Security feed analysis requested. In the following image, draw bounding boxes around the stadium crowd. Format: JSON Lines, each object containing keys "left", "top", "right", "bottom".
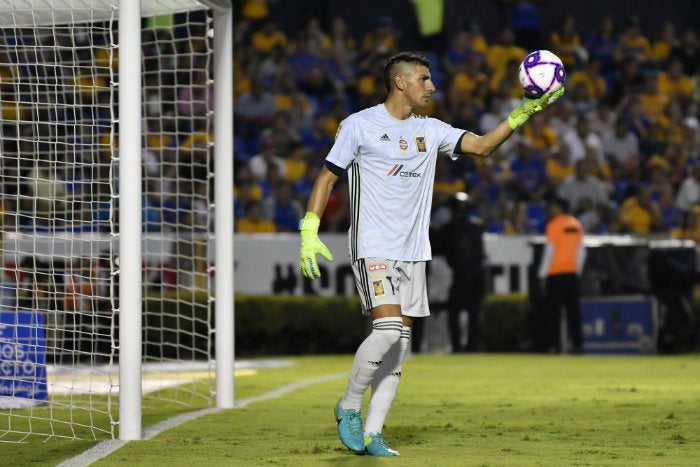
{"left": 1, "top": 3, "right": 700, "bottom": 242}
{"left": 232, "top": 4, "right": 700, "bottom": 241}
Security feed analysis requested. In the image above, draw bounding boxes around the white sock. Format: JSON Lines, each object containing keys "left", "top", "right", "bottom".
{"left": 341, "top": 317, "right": 403, "bottom": 410}
{"left": 364, "top": 325, "right": 410, "bottom": 435}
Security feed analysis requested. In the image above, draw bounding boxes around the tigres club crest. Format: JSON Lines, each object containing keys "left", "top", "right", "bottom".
{"left": 415, "top": 135, "right": 426, "bottom": 153}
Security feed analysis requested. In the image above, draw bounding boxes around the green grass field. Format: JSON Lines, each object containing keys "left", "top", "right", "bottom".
{"left": 3, "top": 353, "right": 700, "bottom": 466}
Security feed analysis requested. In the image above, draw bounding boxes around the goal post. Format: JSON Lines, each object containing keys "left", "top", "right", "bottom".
{"left": 0, "top": 0, "right": 233, "bottom": 442}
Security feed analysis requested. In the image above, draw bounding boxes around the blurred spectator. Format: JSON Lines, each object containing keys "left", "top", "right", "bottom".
{"left": 550, "top": 14, "right": 586, "bottom": 70}
{"left": 646, "top": 163, "right": 673, "bottom": 203}
{"left": 504, "top": 201, "right": 537, "bottom": 234}
{"left": 300, "top": 113, "right": 334, "bottom": 156}
{"left": 287, "top": 90, "right": 316, "bottom": 134}
{"left": 250, "top": 20, "right": 287, "bottom": 56}
{"left": 260, "top": 111, "right": 300, "bottom": 158}
{"left": 615, "top": 184, "right": 662, "bottom": 234}
{"left": 567, "top": 56, "right": 608, "bottom": 103}
{"left": 669, "top": 29, "right": 700, "bottom": 76}
{"left": 284, "top": 142, "right": 310, "bottom": 184}
{"left": 298, "top": 64, "right": 336, "bottom": 107}
{"left": 177, "top": 67, "right": 211, "bottom": 133}
{"left": 568, "top": 80, "right": 598, "bottom": 114}
{"left": 487, "top": 28, "right": 526, "bottom": 78}
{"left": 618, "top": 16, "right": 652, "bottom": 64}
{"left": 248, "top": 136, "right": 287, "bottom": 182}
{"left": 682, "top": 116, "right": 700, "bottom": 166}
{"left": 602, "top": 116, "right": 640, "bottom": 177}
{"left": 639, "top": 76, "right": 670, "bottom": 124}
{"left": 236, "top": 199, "right": 276, "bottom": 233}
{"left": 448, "top": 55, "right": 488, "bottom": 110}
{"left": 546, "top": 143, "right": 575, "bottom": 190}
{"left": 562, "top": 114, "right": 604, "bottom": 164}
{"left": 620, "top": 95, "right": 652, "bottom": 148}
{"left": 303, "top": 17, "right": 332, "bottom": 56}
{"left": 490, "top": 57, "right": 524, "bottom": 100}
{"left": 678, "top": 201, "right": 700, "bottom": 243}
{"left": 267, "top": 181, "right": 304, "bottom": 232}
{"left": 235, "top": 79, "right": 277, "bottom": 141}
{"left": 356, "top": 54, "right": 388, "bottom": 109}
{"left": 234, "top": 178, "right": 261, "bottom": 220}
{"left": 241, "top": 0, "right": 273, "bottom": 24}
{"left": 292, "top": 163, "right": 320, "bottom": 205}
{"left": 259, "top": 46, "right": 290, "bottom": 89}
{"left": 675, "top": 163, "right": 700, "bottom": 212}
{"left": 521, "top": 113, "right": 559, "bottom": 156}
{"left": 587, "top": 99, "right": 618, "bottom": 136}
{"left": 585, "top": 15, "right": 620, "bottom": 86}
{"left": 575, "top": 196, "right": 604, "bottom": 233}
{"left": 652, "top": 22, "right": 681, "bottom": 65}
{"left": 443, "top": 28, "right": 485, "bottom": 76}
{"left": 323, "top": 97, "right": 351, "bottom": 138}
{"left": 557, "top": 158, "right": 609, "bottom": 214}
{"left": 361, "top": 15, "right": 399, "bottom": 56}
{"left": 608, "top": 57, "right": 646, "bottom": 107}
{"left": 479, "top": 94, "right": 508, "bottom": 133}
{"left": 288, "top": 36, "right": 322, "bottom": 83}
{"left": 330, "top": 17, "right": 357, "bottom": 54}
{"left": 320, "top": 179, "right": 349, "bottom": 232}
{"left": 434, "top": 155, "right": 466, "bottom": 207}
{"left": 508, "top": 137, "right": 547, "bottom": 202}
{"left": 320, "top": 41, "right": 358, "bottom": 99}
{"left": 583, "top": 145, "right": 613, "bottom": 192}
{"left": 656, "top": 57, "right": 694, "bottom": 105}
{"left": 451, "top": 100, "right": 482, "bottom": 137}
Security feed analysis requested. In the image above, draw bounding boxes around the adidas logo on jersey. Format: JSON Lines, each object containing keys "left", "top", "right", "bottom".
{"left": 380, "top": 134, "right": 390, "bottom": 141}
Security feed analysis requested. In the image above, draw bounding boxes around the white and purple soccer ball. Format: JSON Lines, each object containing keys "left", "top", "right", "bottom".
{"left": 518, "top": 50, "right": 565, "bottom": 98}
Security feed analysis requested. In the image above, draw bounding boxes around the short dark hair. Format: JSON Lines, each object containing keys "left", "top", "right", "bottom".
{"left": 383, "top": 51, "right": 431, "bottom": 92}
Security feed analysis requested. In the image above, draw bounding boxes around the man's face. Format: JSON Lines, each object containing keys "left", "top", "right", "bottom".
{"left": 401, "top": 64, "right": 435, "bottom": 109}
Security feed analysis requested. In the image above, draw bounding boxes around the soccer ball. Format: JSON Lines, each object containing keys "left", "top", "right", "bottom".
{"left": 518, "top": 50, "right": 565, "bottom": 99}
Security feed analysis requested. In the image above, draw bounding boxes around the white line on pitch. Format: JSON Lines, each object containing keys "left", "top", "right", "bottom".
{"left": 56, "top": 371, "right": 347, "bottom": 467}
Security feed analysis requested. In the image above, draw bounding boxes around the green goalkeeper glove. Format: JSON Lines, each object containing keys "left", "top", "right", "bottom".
{"left": 299, "top": 212, "right": 334, "bottom": 280}
{"left": 507, "top": 87, "right": 565, "bottom": 130}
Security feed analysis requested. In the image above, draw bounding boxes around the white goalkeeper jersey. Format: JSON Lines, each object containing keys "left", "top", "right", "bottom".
{"left": 326, "top": 103, "right": 466, "bottom": 262}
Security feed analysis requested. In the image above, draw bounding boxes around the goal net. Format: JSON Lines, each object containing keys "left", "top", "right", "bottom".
{"left": 0, "top": 0, "right": 232, "bottom": 442}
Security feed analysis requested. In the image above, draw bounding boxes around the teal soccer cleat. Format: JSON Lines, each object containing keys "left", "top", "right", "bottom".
{"left": 364, "top": 432, "right": 400, "bottom": 456}
{"left": 334, "top": 399, "right": 364, "bottom": 453}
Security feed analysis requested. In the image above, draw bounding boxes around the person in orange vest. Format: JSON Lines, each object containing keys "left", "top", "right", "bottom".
{"left": 537, "top": 197, "right": 586, "bottom": 353}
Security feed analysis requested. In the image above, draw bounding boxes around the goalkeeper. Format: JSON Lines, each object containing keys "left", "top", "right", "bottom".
{"left": 299, "top": 51, "right": 563, "bottom": 457}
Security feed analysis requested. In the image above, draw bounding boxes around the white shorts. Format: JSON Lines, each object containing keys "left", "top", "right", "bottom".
{"left": 351, "top": 257, "right": 430, "bottom": 317}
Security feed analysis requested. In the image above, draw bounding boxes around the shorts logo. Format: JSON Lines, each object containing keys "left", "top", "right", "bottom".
{"left": 372, "top": 279, "right": 386, "bottom": 297}
{"left": 368, "top": 263, "right": 387, "bottom": 272}
{"left": 415, "top": 135, "right": 426, "bottom": 153}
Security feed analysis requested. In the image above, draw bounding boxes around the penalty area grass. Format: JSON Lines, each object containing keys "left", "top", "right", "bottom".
{"left": 90, "top": 353, "right": 700, "bottom": 467}
{"left": 2, "top": 354, "right": 698, "bottom": 466}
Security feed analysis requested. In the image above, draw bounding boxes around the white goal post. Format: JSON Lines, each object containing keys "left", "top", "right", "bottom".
{"left": 0, "top": 0, "right": 233, "bottom": 442}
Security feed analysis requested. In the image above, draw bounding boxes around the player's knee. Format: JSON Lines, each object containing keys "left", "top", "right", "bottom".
{"left": 370, "top": 317, "right": 403, "bottom": 353}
